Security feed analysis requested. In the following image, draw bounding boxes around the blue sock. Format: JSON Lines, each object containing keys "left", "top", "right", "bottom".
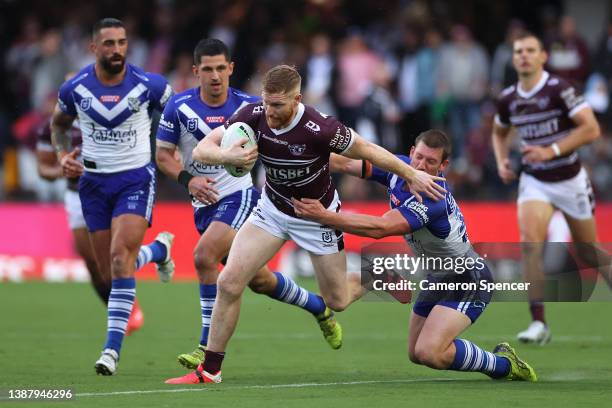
{"left": 269, "top": 272, "right": 326, "bottom": 316}
{"left": 450, "top": 339, "right": 510, "bottom": 378}
{"left": 199, "top": 284, "right": 216, "bottom": 347}
{"left": 104, "top": 278, "right": 136, "bottom": 355}
{"left": 134, "top": 240, "right": 167, "bottom": 270}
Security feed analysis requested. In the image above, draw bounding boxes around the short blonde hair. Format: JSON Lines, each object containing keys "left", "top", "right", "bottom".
{"left": 262, "top": 65, "right": 301, "bottom": 95}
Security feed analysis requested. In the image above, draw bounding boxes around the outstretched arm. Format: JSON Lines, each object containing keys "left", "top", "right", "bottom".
{"left": 342, "top": 134, "right": 446, "bottom": 201}
{"left": 292, "top": 197, "right": 411, "bottom": 239}
{"left": 329, "top": 153, "right": 366, "bottom": 177}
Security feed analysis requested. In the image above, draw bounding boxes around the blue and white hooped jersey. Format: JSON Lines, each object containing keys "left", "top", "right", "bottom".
{"left": 370, "top": 155, "right": 472, "bottom": 263}
{"left": 57, "top": 63, "right": 173, "bottom": 173}
{"left": 156, "top": 87, "right": 259, "bottom": 208}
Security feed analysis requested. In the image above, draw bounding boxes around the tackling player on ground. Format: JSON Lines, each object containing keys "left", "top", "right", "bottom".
{"left": 294, "top": 129, "right": 537, "bottom": 382}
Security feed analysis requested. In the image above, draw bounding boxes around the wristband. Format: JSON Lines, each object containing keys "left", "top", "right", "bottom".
{"left": 178, "top": 170, "right": 194, "bottom": 188}
{"left": 361, "top": 160, "right": 372, "bottom": 179}
{"left": 551, "top": 142, "right": 561, "bottom": 157}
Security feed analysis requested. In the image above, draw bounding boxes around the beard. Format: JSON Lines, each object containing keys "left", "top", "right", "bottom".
{"left": 100, "top": 54, "right": 126, "bottom": 75}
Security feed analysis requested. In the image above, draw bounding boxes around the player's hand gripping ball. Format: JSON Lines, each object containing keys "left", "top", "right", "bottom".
{"left": 221, "top": 122, "right": 257, "bottom": 177}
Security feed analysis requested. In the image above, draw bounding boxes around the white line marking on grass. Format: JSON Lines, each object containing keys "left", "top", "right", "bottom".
{"left": 75, "top": 378, "right": 459, "bottom": 398}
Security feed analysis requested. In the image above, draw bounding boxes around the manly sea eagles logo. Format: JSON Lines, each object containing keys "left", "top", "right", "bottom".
{"left": 79, "top": 97, "right": 92, "bottom": 111}
{"left": 187, "top": 118, "right": 198, "bottom": 133}
{"left": 288, "top": 144, "right": 306, "bottom": 156}
{"left": 128, "top": 97, "right": 141, "bottom": 113}
{"left": 536, "top": 97, "right": 550, "bottom": 109}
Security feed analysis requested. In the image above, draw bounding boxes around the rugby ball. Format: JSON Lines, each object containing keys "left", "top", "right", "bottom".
{"left": 220, "top": 122, "right": 257, "bottom": 177}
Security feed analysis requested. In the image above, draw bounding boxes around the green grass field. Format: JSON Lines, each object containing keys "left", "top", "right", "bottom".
{"left": 1, "top": 281, "right": 611, "bottom": 407}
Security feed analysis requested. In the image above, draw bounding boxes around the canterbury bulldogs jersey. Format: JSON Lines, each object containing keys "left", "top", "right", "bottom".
{"left": 57, "top": 63, "right": 172, "bottom": 173}
{"left": 156, "top": 87, "right": 260, "bottom": 207}
{"left": 495, "top": 71, "right": 590, "bottom": 181}
{"left": 226, "top": 102, "right": 355, "bottom": 217}
{"left": 370, "top": 155, "right": 472, "bottom": 265}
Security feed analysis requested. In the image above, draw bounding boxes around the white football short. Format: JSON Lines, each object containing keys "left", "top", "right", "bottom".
{"left": 518, "top": 167, "right": 595, "bottom": 220}
{"left": 64, "top": 189, "right": 87, "bottom": 230}
{"left": 247, "top": 191, "right": 345, "bottom": 255}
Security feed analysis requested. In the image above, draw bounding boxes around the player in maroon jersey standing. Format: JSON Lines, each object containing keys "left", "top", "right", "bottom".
{"left": 492, "top": 33, "right": 609, "bottom": 345}
{"left": 165, "top": 64, "right": 447, "bottom": 384}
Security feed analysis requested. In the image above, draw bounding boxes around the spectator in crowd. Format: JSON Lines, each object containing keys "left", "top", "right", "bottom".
{"left": 303, "top": 32, "right": 336, "bottom": 118}
{"left": 437, "top": 24, "right": 489, "bottom": 164}
{"left": 490, "top": 19, "right": 526, "bottom": 96}
{"left": 546, "top": 15, "right": 591, "bottom": 88}
{"left": 167, "top": 51, "right": 199, "bottom": 94}
{"left": 334, "top": 30, "right": 384, "bottom": 129}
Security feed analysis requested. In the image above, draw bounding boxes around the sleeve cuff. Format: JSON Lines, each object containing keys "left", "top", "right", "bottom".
{"left": 494, "top": 114, "right": 510, "bottom": 128}
{"left": 568, "top": 101, "right": 590, "bottom": 118}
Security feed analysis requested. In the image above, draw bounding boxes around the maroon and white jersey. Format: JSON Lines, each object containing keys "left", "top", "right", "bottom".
{"left": 36, "top": 120, "right": 82, "bottom": 191}
{"left": 226, "top": 102, "right": 355, "bottom": 217}
{"left": 495, "top": 71, "right": 590, "bottom": 181}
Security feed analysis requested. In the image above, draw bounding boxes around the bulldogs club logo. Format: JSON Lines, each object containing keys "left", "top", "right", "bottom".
{"left": 128, "top": 97, "right": 141, "bottom": 113}
{"left": 187, "top": 118, "right": 199, "bottom": 133}
{"left": 288, "top": 144, "right": 306, "bottom": 156}
{"left": 79, "top": 97, "right": 92, "bottom": 111}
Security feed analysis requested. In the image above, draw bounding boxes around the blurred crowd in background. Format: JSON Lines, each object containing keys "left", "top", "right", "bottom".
{"left": 0, "top": 0, "right": 610, "bottom": 203}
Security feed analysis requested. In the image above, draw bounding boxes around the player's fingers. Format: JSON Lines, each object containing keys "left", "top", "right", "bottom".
{"left": 412, "top": 190, "right": 423, "bottom": 203}
{"left": 291, "top": 197, "right": 306, "bottom": 209}
{"left": 432, "top": 181, "right": 447, "bottom": 194}
{"left": 426, "top": 186, "right": 444, "bottom": 201}
{"left": 231, "top": 137, "right": 249, "bottom": 148}
{"left": 432, "top": 175, "right": 446, "bottom": 182}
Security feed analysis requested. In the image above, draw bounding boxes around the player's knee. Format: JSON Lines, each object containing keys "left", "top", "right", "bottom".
{"left": 413, "top": 343, "right": 445, "bottom": 369}
{"left": 110, "top": 250, "right": 131, "bottom": 278}
{"left": 408, "top": 346, "right": 420, "bottom": 364}
{"left": 217, "top": 271, "right": 244, "bottom": 301}
{"left": 193, "top": 246, "right": 220, "bottom": 276}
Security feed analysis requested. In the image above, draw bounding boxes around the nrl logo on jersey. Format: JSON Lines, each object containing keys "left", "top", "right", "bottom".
{"left": 304, "top": 120, "right": 320, "bottom": 133}
{"left": 288, "top": 144, "right": 306, "bottom": 156}
{"left": 128, "top": 97, "right": 141, "bottom": 113}
{"left": 80, "top": 97, "right": 92, "bottom": 111}
{"left": 321, "top": 231, "right": 333, "bottom": 243}
{"left": 187, "top": 118, "right": 198, "bottom": 132}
